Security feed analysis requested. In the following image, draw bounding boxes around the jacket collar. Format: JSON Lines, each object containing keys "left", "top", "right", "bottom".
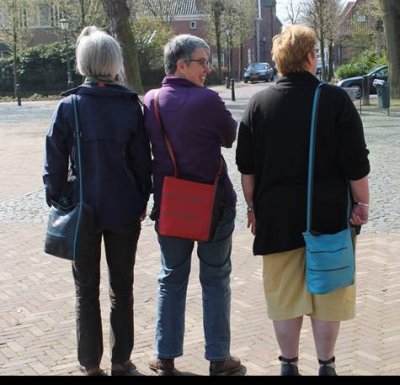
{"left": 161, "top": 76, "right": 198, "bottom": 88}
{"left": 61, "top": 78, "right": 138, "bottom": 99}
{"left": 277, "top": 71, "right": 320, "bottom": 88}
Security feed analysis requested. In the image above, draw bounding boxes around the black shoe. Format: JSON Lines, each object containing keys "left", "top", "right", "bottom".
{"left": 209, "top": 356, "right": 246, "bottom": 376}
{"left": 279, "top": 356, "right": 300, "bottom": 376}
{"left": 318, "top": 357, "right": 337, "bottom": 376}
{"left": 111, "top": 361, "right": 138, "bottom": 376}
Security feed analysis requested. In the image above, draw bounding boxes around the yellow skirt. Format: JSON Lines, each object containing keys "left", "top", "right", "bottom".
{"left": 263, "top": 247, "right": 356, "bottom": 321}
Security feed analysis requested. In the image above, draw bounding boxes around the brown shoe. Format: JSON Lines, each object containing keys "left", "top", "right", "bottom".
{"left": 80, "top": 366, "right": 108, "bottom": 376}
{"left": 209, "top": 356, "right": 246, "bottom": 376}
{"left": 111, "top": 360, "right": 138, "bottom": 376}
{"left": 148, "top": 357, "right": 179, "bottom": 376}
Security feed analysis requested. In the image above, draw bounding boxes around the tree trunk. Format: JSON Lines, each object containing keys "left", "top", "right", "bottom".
{"left": 381, "top": 0, "right": 400, "bottom": 98}
{"left": 327, "top": 40, "right": 333, "bottom": 82}
{"left": 101, "top": 0, "right": 143, "bottom": 93}
{"left": 214, "top": 15, "right": 223, "bottom": 83}
{"left": 12, "top": 19, "right": 18, "bottom": 99}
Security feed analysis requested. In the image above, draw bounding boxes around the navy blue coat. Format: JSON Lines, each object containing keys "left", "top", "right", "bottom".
{"left": 43, "top": 80, "right": 152, "bottom": 230}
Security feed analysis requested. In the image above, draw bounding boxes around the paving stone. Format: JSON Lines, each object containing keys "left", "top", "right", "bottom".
{"left": 0, "top": 88, "right": 399, "bottom": 376}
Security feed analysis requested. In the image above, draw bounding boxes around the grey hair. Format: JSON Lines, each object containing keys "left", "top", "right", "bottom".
{"left": 164, "top": 34, "right": 210, "bottom": 75}
{"left": 76, "top": 26, "right": 125, "bottom": 82}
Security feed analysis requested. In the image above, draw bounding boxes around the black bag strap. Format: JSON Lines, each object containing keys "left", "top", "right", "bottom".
{"left": 153, "top": 89, "right": 222, "bottom": 183}
{"left": 71, "top": 94, "right": 83, "bottom": 203}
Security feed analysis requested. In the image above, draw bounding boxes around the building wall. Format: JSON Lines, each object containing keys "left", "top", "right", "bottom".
{"left": 336, "top": 0, "right": 382, "bottom": 65}
{"left": 169, "top": 2, "right": 282, "bottom": 80}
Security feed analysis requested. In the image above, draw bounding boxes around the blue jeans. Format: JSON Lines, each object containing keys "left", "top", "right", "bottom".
{"left": 154, "top": 206, "right": 235, "bottom": 361}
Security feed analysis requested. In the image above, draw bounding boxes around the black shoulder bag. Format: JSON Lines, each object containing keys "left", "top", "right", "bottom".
{"left": 44, "top": 95, "right": 95, "bottom": 261}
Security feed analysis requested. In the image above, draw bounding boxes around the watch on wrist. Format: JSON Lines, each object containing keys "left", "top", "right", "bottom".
{"left": 247, "top": 205, "right": 253, "bottom": 213}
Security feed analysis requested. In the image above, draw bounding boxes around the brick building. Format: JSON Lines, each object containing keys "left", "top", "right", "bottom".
{"left": 335, "top": 0, "right": 384, "bottom": 65}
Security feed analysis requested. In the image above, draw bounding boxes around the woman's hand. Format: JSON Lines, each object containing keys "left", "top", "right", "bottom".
{"left": 247, "top": 211, "right": 256, "bottom": 235}
{"left": 350, "top": 204, "right": 369, "bottom": 226}
{"left": 140, "top": 209, "right": 147, "bottom": 222}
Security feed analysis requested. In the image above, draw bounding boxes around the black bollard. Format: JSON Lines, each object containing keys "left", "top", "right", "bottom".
{"left": 362, "top": 75, "right": 370, "bottom": 106}
{"left": 230, "top": 78, "right": 236, "bottom": 101}
{"left": 16, "top": 83, "right": 21, "bottom": 106}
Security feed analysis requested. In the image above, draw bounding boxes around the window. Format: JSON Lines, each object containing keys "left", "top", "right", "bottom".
{"left": 212, "top": 54, "right": 224, "bottom": 68}
{"left": 189, "top": 21, "right": 197, "bottom": 30}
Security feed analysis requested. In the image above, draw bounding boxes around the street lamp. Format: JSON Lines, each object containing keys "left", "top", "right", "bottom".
{"left": 59, "top": 17, "right": 73, "bottom": 89}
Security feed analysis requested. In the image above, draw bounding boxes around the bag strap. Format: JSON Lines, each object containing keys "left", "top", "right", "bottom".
{"left": 153, "top": 89, "right": 222, "bottom": 182}
{"left": 71, "top": 94, "right": 83, "bottom": 203}
{"left": 305, "top": 83, "right": 351, "bottom": 232}
{"left": 153, "top": 89, "right": 178, "bottom": 177}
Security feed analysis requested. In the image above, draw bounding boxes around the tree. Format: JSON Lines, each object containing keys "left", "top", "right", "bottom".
{"left": 323, "top": 0, "right": 342, "bottom": 81}
{"left": 0, "top": 0, "right": 31, "bottom": 98}
{"left": 136, "top": 0, "right": 177, "bottom": 28}
{"left": 300, "top": 0, "right": 343, "bottom": 81}
{"left": 282, "top": 0, "right": 302, "bottom": 24}
{"left": 101, "top": 0, "right": 143, "bottom": 92}
{"left": 54, "top": 0, "right": 106, "bottom": 33}
{"left": 132, "top": 16, "right": 173, "bottom": 71}
{"left": 220, "top": 0, "right": 255, "bottom": 80}
{"left": 205, "top": 0, "right": 225, "bottom": 83}
{"left": 380, "top": 0, "right": 400, "bottom": 98}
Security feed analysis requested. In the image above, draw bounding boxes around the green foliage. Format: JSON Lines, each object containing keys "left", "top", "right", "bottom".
{"left": 132, "top": 16, "right": 174, "bottom": 71}
{"left": 335, "top": 49, "right": 386, "bottom": 79}
{"left": 0, "top": 42, "right": 81, "bottom": 95}
{"left": 0, "top": 57, "right": 14, "bottom": 93}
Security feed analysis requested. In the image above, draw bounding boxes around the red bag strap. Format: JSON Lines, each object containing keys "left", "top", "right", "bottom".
{"left": 153, "top": 89, "right": 222, "bottom": 183}
{"left": 154, "top": 89, "right": 178, "bottom": 177}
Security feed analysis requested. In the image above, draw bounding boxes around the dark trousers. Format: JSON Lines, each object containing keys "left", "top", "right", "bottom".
{"left": 72, "top": 220, "right": 141, "bottom": 369}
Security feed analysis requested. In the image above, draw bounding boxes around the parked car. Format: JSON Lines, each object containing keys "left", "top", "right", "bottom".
{"left": 244, "top": 62, "right": 274, "bottom": 83}
{"left": 337, "top": 64, "right": 388, "bottom": 99}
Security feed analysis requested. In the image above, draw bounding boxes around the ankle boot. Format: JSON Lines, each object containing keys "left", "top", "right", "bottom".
{"left": 278, "top": 356, "right": 300, "bottom": 376}
{"left": 318, "top": 357, "right": 337, "bottom": 376}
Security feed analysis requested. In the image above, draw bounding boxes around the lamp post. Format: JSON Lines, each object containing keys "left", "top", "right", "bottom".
{"left": 262, "top": 36, "right": 266, "bottom": 62}
{"left": 59, "top": 17, "right": 73, "bottom": 89}
{"left": 255, "top": 0, "right": 262, "bottom": 62}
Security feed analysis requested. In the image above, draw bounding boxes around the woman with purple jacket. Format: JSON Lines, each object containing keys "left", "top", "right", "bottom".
{"left": 143, "top": 34, "right": 245, "bottom": 376}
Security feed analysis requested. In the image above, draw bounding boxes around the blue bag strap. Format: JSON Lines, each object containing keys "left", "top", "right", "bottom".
{"left": 305, "top": 83, "right": 351, "bottom": 232}
{"left": 71, "top": 94, "right": 83, "bottom": 203}
{"left": 305, "top": 84, "right": 323, "bottom": 232}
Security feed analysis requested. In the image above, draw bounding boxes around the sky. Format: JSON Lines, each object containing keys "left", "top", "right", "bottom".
{"left": 275, "top": 0, "right": 301, "bottom": 23}
{"left": 276, "top": 0, "right": 349, "bottom": 24}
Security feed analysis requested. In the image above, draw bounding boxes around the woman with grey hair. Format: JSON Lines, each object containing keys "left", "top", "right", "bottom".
{"left": 43, "top": 26, "right": 152, "bottom": 376}
{"left": 143, "top": 34, "right": 245, "bottom": 376}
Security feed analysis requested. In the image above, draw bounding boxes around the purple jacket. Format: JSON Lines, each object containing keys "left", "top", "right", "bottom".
{"left": 143, "top": 76, "right": 237, "bottom": 219}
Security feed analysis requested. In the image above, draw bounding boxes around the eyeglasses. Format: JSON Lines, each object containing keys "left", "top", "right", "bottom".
{"left": 188, "top": 58, "right": 210, "bottom": 68}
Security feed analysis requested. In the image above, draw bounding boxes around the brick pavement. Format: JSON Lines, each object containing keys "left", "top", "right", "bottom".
{"left": 0, "top": 89, "right": 399, "bottom": 376}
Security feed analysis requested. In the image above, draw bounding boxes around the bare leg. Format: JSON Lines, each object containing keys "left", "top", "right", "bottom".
{"left": 273, "top": 317, "right": 303, "bottom": 362}
{"left": 311, "top": 318, "right": 340, "bottom": 367}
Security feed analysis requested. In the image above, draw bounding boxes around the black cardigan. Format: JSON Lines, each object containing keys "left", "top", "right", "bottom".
{"left": 236, "top": 72, "right": 370, "bottom": 255}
